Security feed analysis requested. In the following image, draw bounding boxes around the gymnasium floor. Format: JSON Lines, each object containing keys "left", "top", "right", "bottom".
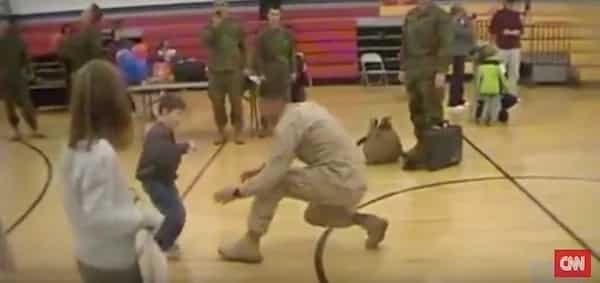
{"left": 1, "top": 84, "right": 600, "bottom": 282}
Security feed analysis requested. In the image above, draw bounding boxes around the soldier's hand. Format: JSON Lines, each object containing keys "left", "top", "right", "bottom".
{"left": 434, "top": 73, "right": 446, "bottom": 88}
{"left": 290, "top": 73, "right": 298, "bottom": 82}
{"left": 214, "top": 185, "right": 240, "bottom": 205}
{"left": 397, "top": 71, "right": 406, "bottom": 82}
{"left": 240, "top": 168, "right": 262, "bottom": 183}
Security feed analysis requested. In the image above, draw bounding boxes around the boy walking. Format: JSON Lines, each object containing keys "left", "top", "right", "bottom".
{"left": 136, "top": 94, "right": 195, "bottom": 260}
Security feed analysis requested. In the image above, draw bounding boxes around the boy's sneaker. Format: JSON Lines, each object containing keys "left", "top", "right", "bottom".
{"left": 448, "top": 101, "right": 469, "bottom": 112}
{"left": 166, "top": 243, "right": 182, "bottom": 261}
{"left": 498, "top": 109, "right": 509, "bottom": 123}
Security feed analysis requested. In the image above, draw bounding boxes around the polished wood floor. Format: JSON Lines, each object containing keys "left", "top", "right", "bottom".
{"left": 1, "top": 83, "right": 600, "bottom": 282}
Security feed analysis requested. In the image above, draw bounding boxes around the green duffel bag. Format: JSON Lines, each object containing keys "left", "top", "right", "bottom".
{"left": 357, "top": 117, "right": 404, "bottom": 165}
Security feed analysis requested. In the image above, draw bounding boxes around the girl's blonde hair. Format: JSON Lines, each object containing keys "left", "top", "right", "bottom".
{"left": 68, "top": 60, "right": 133, "bottom": 150}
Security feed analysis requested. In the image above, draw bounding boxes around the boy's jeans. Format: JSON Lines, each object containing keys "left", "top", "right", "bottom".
{"left": 480, "top": 95, "right": 502, "bottom": 123}
{"left": 142, "top": 181, "right": 186, "bottom": 251}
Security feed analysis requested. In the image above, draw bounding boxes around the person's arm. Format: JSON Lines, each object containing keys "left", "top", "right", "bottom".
{"left": 19, "top": 37, "right": 33, "bottom": 80}
{"left": 239, "top": 110, "right": 300, "bottom": 196}
{"left": 88, "top": 28, "right": 107, "bottom": 60}
{"left": 147, "top": 129, "right": 188, "bottom": 177}
{"left": 488, "top": 13, "right": 500, "bottom": 43}
{"left": 515, "top": 13, "right": 524, "bottom": 37}
{"left": 201, "top": 16, "right": 222, "bottom": 49}
{"left": 252, "top": 31, "right": 265, "bottom": 76}
{"left": 399, "top": 17, "right": 409, "bottom": 72}
{"left": 57, "top": 33, "right": 72, "bottom": 62}
{"left": 435, "top": 10, "right": 453, "bottom": 74}
{"left": 498, "top": 65, "right": 509, "bottom": 93}
{"left": 237, "top": 21, "right": 247, "bottom": 70}
{"left": 288, "top": 31, "right": 298, "bottom": 78}
{"left": 474, "top": 66, "right": 482, "bottom": 95}
{"left": 454, "top": 18, "right": 475, "bottom": 38}
{"left": 78, "top": 153, "right": 148, "bottom": 237}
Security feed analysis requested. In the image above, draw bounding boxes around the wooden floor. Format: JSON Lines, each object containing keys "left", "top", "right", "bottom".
{"left": 1, "top": 84, "right": 600, "bottom": 282}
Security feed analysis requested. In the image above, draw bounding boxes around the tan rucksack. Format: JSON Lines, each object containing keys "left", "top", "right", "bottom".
{"left": 357, "top": 117, "right": 404, "bottom": 165}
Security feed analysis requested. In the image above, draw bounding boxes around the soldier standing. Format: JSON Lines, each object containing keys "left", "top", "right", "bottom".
{"left": 0, "top": 17, "right": 45, "bottom": 141}
{"left": 59, "top": 4, "right": 106, "bottom": 74}
{"left": 398, "top": 0, "right": 452, "bottom": 170}
{"left": 202, "top": 0, "right": 247, "bottom": 145}
{"left": 252, "top": 8, "right": 297, "bottom": 137}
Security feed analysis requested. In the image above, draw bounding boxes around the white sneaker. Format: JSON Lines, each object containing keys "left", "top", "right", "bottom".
{"left": 218, "top": 235, "right": 263, "bottom": 263}
{"left": 447, "top": 105, "right": 466, "bottom": 113}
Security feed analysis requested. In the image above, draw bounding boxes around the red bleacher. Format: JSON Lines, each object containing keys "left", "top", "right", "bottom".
{"left": 20, "top": 4, "right": 378, "bottom": 80}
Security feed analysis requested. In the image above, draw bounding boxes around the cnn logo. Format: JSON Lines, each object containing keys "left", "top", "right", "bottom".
{"left": 554, "top": 249, "right": 592, "bottom": 278}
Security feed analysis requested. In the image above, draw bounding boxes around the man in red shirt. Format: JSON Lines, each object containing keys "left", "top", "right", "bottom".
{"left": 489, "top": 0, "right": 524, "bottom": 96}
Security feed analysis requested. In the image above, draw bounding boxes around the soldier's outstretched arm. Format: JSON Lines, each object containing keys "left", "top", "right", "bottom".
{"left": 239, "top": 110, "right": 300, "bottom": 197}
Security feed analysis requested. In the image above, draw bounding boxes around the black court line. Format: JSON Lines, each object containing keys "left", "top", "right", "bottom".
{"left": 314, "top": 175, "right": 600, "bottom": 283}
{"left": 4, "top": 141, "right": 53, "bottom": 235}
{"left": 182, "top": 143, "right": 227, "bottom": 200}
{"left": 463, "top": 135, "right": 600, "bottom": 263}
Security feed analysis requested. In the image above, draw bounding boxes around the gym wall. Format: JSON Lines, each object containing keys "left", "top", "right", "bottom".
{"left": 9, "top": 0, "right": 220, "bottom": 15}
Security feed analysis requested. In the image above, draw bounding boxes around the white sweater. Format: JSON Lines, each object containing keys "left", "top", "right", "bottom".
{"left": 62, "top": 139, "right": 160, "bottom": 270}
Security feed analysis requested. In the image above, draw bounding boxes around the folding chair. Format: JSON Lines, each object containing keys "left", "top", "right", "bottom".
{"left": 360, "top": 53, "right": 388, "bottom": 86}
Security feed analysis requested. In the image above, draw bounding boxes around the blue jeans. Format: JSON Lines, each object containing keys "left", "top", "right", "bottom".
{"left": 142, "top": 181, "right": 186, "bottom": 251}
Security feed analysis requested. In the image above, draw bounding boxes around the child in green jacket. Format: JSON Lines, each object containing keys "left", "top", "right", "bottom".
{"left": 475, "top": 45, "right": 508, "bottom": 125}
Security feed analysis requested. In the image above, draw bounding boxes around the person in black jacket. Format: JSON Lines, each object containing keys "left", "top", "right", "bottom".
{"left": 136, "top": 94, "right": 196, "bottom": 260}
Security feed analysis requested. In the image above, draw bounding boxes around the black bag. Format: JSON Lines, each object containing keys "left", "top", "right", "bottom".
{"left": 422, "top": 122, "right": 463, "bottom": 171}
{"left": 173, "top": 58, "right": 207, "bottom": 82}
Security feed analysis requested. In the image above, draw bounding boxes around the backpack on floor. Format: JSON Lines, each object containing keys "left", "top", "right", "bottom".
{"left": 357, "top": 117, "right": 404, "bottom": 165}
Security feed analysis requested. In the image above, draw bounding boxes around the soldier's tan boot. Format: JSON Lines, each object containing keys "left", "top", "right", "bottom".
{"left": 218, "top": 232, "right": 263, "bottom": 263}
{"left": 233, "top": 127, "right": 245, "bottom": 145}
{"left": 356, "top": 214, "right": 389, "bottom": 250}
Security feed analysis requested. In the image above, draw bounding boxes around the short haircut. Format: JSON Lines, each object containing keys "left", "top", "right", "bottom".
{"left": 158, "top": 93, "right": 186, "bottom": 114}
{"left": 68, "top": 60, "right": 133, "bottom": 150}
